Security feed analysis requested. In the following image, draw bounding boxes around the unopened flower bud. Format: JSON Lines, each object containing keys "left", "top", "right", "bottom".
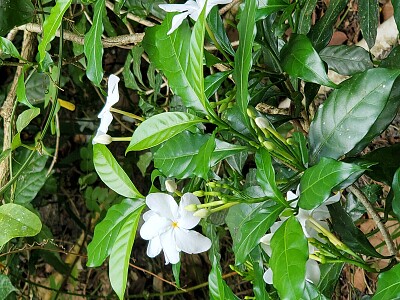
{"left": 206, "top": 182, "right": 218, "bottom": 188}
{"left": 93, "top": 132, "right": 112, "bottom": 145}
{"left": 165, "top": 179, "right": 177, "bottom": 193}
{"left": 286, "top": 137, "right": 295, "bottom": 145}
{"left": 193, "top": 190, "right": 205, "bottom": 197}
{"left": 263, "top": 141, "right": 275, "bottom": 151}
{"left": 193, "top": 208, "right": 210, "bottom": 218}
{"left": 185, "top": 204, "right": 198, "bottom": 212}
{"left": 246, "top": 107, "right": 256, "bottom": 118}
{"left": 254, "top": 117, "right": 270, "bottom": 129}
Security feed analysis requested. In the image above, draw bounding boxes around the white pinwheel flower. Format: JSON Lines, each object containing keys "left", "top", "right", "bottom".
{"left": 140, "top": 192, "right": 212, "bottom": 264}
{"left": 93, "top": 74, "right": 120, "bottom": 144}
{"left": 159, "top": 0, "right": 232, "bottom": 35}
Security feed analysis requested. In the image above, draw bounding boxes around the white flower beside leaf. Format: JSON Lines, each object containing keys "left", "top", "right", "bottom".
{"left": 140, "top": 193, "right": 212, "bottom": 264}
{"left": 159, "top": 0, "right": 232, "bottom": 35}
{"left": 93, "top": 74, "right": 120, "bottom": 144}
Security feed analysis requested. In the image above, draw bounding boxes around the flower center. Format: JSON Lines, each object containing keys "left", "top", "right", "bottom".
{"left": 171, "top": 221, "right": 179, "bottom": 228}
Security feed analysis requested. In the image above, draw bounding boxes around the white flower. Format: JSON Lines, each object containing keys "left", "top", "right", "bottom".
{"left": 92, "top": 131, "right": 112, "bottom": 145}
{"left": 93, "top": 74, "right": 120, "bottom": 144}
{"left": 159, "top": 0, "right": 233, "bottom": 35}
{"left": 140, "top": 192, "right": 212, "bottom": 264}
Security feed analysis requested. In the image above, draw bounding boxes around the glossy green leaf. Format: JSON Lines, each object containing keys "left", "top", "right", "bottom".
{"left": 393, "top": 0, "right": 400, "bottom": 33}
{"left": 309, "top": 68, "right": 400, "bottom": 165}
{"left": 192, "top": 132, "right": 216, "bottom": 179}
{"left": 304, "top": 281, "right": 329, "bottom": 300}
{"left": 233, "top": 202, "right": 284, "bottom": 264}
{"left": 299, "top": 158, "right": 365, "bottom": 210}
{"left": 87, "top": 199, "right": 144, "bottom": 267}
{"left": 297, "top": 0, "right": 318, "bottom": 34}
{"left": 380, "top": 45, "right": 400, "bottom": 69}
{"left": 0, "top": 37, "right": 23, "bottom": 60}
{"left": 38, "top": 0, "right": 72, "bottom": 66}
{"left": 328, "top": 202, "right": 386, "bottom": 258}
{"left": 270, "top": 216, "right": 308, "bottom": 299}
{"left": 256, "top": 0, "right": 288, "bottom": 20}
{"left": 317, "top": 263, "right": 343, "bottom": 298}
{"left": 109, "top": 204, "right": 145, "bottom": 300}
{"left": 391, "top": 167, "right": 400, "bottom": 221}
{"left": 256, "top": 148, "right": 286, "bottom": 205}
{"left": 16, "top": 108, "right": 40, "bottom": 132}
{"left": 84, "top": 0, "right": 105, "bottom": 85}
{"left": 233, "top": 0, "right": 257, "bottom": 130}
{"left": 11, "top": 133, "right": 21, "bottom": 151}
{"left": 373, "top": 263, "right": 400, "bottom": 300}
{"left": 0, "top": 203, "right": 42, "bottom": 248}
{"left": 319, "top": 45, "right": 373, "bottom": 75}
{"left": 16, "top": 72, "right": 33, "bottom": 108}
{"left": 205, "top": 71, "right": 231, "bottom": 99}
{"left": 123, "top": 48, "right": 142, "bottom": 91}
{"left": 307, "top": 0, "right": 348, "bottom": 51}
{"left": 0, "top": 0, "right": 34, "bottom": 36}
{"left": 0, "top": 274, "right": 18, "bottom": 299}
{"left": 142, "top": 14, "right": 206, "bottom": 114}
{"left": 358, "top": 0, "right": 378, "bottom": 49}
{"left": 93, "top": 144, "right": 143, "bottom": 198}
{"left": 280, "top": 34, "right": 335, "bottom": 87}
{"left": 126, "top": 112, "right": 204, "bottom": 152}
{"left": 207, "top": 7, "right": 235, "bottom": 56}
{"left": 154, "top": 131, "right": 247, "bottom": 179}
{"left": 249, "top": 247, "right": 271, "bottom": 299}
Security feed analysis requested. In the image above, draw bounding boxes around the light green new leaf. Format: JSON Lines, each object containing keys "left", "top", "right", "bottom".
{"left": 281, "top": 34, "right": 336, "bottom": 87}
{"left": 233, "top": 0, "right": 257, "bottom": 130}
{"left": 109, "top": 205, "right": 145, "bottom": 300}
{"left": 255, "top": 148, "right": 287, "bottom": 206}
{"left": 373, "top": 263, "right": 400, "bottom": 299}
{"left": 358, "top": 0, "right": 378, "bottom": 49}
{"left": 0, "top": 274, "right": 18, "bottom": 299}
{"left": 392, "top": 167, "right": 400, "bottom": 221}
{"left": 38, "top": 0, "right": 72, "bottom": 66}
{"left": 16, "top": 108, "right": 40, "bottom": 132}
{"left": 0, "top": 37, "right": 23, "bottom": 60}
{"left": 84, "top": 0, "right": 105, "bottom": 85}
{"left": 87, "top": 199, "right": 144, "bottom": 267}
{"left": 309, "top": 68, "right": 400, "bottom": 165}
{"left": 0, "top": 203, "right": 42, "bottom": 248}
{"left": 233, "top": 202, "right": 284, "bottom": 264}
{"left": 270, "top": 216, "right": 308, "bottom": 300}
{"left": 126, "top": 112, "right": 204, "bottom": 152}
{"left": 93, "top": 144, "right": 143, "bottom": 198}
{"left": 299, "top": 158, "right": 366, "bottom": 210}
{"left": 142, "top": 14, "right": 206, "bottom": 114}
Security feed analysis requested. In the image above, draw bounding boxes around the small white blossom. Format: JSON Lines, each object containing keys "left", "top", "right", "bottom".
{"left": 93, "top": 74, "right": 120, "bottom": 144}
{"left": 140, "top": 193, "right": 211, "bottom": 264}
{"left": 159, "top": 0, "right": 233, "bottom": 35}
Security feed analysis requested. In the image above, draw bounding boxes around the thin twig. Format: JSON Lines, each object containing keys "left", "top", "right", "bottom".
{"left": 219, "top": 0, "right": 241, "bottom": 15}
{"left": 347, "top": 184, "right": 397, "bottom": 256}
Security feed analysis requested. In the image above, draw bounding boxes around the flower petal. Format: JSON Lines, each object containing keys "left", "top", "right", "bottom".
{"left": 175, "top": 228, "right": 211, "bottom": 254}
{"left": 260, "top": 233, "right": 273, "bottom": 256}
{"left": 98, "top": 110, "right": 113, "bottom": 133}
{"left": 147, "top": 236, "right": 162, "bottom": 258}
{"left": 92, "top": 131, "right": 112, "bottom": 145}
{"left": 167, "top": 11, "right": 191, "bottom": 34}
{"left": 140, "top": 214, "right": 171, "bottom": 240}
{"left": 146, "top": 193, "right": 179, "bottom": 221}
{"left": 178, "top": 193, "right": 201, "bottom": 229}
{"left": 160, "top": 229, "right": 180, "bottom": 264}
{"left": 106, "top": 74, "right": 120, "bottom": 106}
{"left": 143, "top": 210, "right": 156, "bottom": 222}
{"left": 159, "top": 2, "right": 194, "bottom": 12}
{"left": 263, "top": 268, "right": 273, "bottom": 284}
{"left": 306, "top": 259, "right": 321, "bottom": 284}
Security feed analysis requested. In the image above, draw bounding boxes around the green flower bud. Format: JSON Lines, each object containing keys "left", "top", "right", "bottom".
{"left": 193, "top": 208, "right": 210, "bottom": 218}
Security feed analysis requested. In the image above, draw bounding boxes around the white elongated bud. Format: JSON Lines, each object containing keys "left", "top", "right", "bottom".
{"left": 193, "top": 208, "right": 210, "bottom": 218}
{"left": 93, "top": 131, "right": 112, "bottom": 145}
{"left": 254, "top": 117, "right": 270, "bottom": 129}
{"left": 165, "top": 179, "right": 177, "bottom": 193}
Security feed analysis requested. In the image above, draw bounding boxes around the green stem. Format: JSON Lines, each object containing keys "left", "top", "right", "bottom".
{"left": 110, "top": 107, "right": 144, "bottom": 121}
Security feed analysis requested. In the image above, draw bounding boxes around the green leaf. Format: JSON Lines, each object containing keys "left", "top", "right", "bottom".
{"left": 270, "top": 216, "right": 308, "bottom": 300}
{"left": 373, "top": 263, "right": 400, "bottom": 300}
{"left": 299, "top": 158, "right": 365, "bottom": 210}
{"left": 256, "top": 0, "right": 288, "bottom": 20}
{"left": 0, "top": 37, "right": 23, "bottom": 60}
{"left": 280, "top": 34, "right": 335, "bottom": 87}
{"left": 328, "top": 202, "right": 386, "bottom": 258}
{"left": 93, "top": 144, "right": 143, "bottom": 198}
{"left": 0, "top": 149, "right": 11, "bottom": 165}
{"left": 172, "top": 262, "right": 181, "bottom": 288}
{"left": 393, "top": 0, "right": 400, "bottom": 33}
{"left": 255, "top": 148, "right": 286, "bottom": 205}
{"left": 38, "top": 0, "right": 72, "bottom": 67}
{"left": 233, "top": 0, "right": 257, "bottom": 131}
{"left": 358, "top": 0, "right": 378, "bottom": 49}
{"left": 87, "top": 199, "right": 144, "bottom": 267}
{"left": 297, "top": 0, "right": 318, "bottom": 35}
{"left": 392, "top": 167, "right": 400, "bottom": 221}
{"left": 304, "top": 281, "right": 330, "bottom": 300}
{"left": 109, "top": 204, "right": 145, "bottom": 300}
{"left": 0, "top": 274, "right": 18, "bottom": 299}
{"left": 319, "top": 45, "right": 373, "bottom": 76}
{"left": 307, "top": 0, "right": 348, "bottom": 51}
{"left": 317, "top": 263, "right": 343, "bottom": 298}
{"left": 380, "top": 45, "right": 400, "bottom": 69}
{"left": 249, "top": 247, "right": 271, "bottom": 299}
{"left": 232, "top": 202, "right": 284, "bottom": 264}
{"left": 192, "top": 132, "right": 216, "bottom": 179}
{"left": 84, "top": 0, "right": 105, "bottom": 85}
{"left": 207, "top": 7, "right": 235, "bottom": 56}
{"left": 16, "top": 108, "right": 40, "bottom": 132}
{"left": 205, "top": 71, "right": 231, "bottom": 99}
{"left": 16, "top": 72, "right": 33, "bottom": 108}
{"left": 142, "top": 14, "right": 206, "bottom": 114}
{"left": 126, "top": 112, "right": 204, "bottom": 152}
{"left": 11, "top": 133, "right": 21, "bottom": 151}
{"left": 309, "top": 68, "right": 400, "bottom": 165}
{"left": 0, "top": 0, "right": 34, "bottom": 36}
{"left": 0, "top": 203, "right": 42, "bottom": 248}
